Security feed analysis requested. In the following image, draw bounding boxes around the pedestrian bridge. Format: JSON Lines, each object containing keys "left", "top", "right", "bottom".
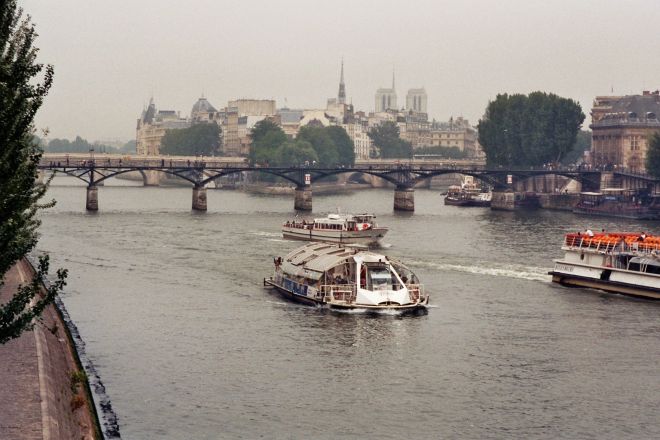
{"left": 38, "top": 153, "right": 658, "bottom": 212}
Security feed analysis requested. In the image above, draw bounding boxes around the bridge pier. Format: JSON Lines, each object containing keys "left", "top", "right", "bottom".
{"left": 192, "top": 185, "right": 207, "bottom": 211}
{"left": 86, "top": 185, "right": 98, "bottom": 211}
{"left": 294, "top": 186, "right": 312, "bottom": 211}
{"left": 143, "top": 170, "right": 161, "bottom": 186}
{"left": 393, "top": 186, "right": 415, "bottom": 211}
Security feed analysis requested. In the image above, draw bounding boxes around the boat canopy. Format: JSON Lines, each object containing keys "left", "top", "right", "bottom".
{"left": 282, "top": 243, "right": 359, "bottom": 279}
{"left": 281, "top": 242, "right": 393, "bottom": 280}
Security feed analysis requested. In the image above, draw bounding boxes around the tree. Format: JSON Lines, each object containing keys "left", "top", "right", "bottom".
{"left": 367, "top": 120, "right": 413, "bottom": 159}
{"left": 561, "top": 130, "right": 591, "bottom": 165}
{"left": 297, "top": 126, "right": 339, "bottom": 166}
{"left": 324, "top": 126, "right": 355, "bottom": 166}
{"left": 645, "top": 132, "right": 660, "bottom": 178}
{"left": 273, "top": 140, "right": 319, "bottom": 167}
{"left": 160, "top": 122, "right": 221, "bottom": 156}
{"left": 248, "top": 119, "right": 287, "bottom": 165}
{"left": 477, "top": 92, "right": 585, "bottom": 167}
{"left": 1, "top": 1, "right": 67, "bottom": 344}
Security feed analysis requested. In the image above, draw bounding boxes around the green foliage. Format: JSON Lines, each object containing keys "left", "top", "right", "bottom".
{"left": 561, "top": 130, "right": 591, "bottom": 165}
{"left": 70, "top": 369, "right": 87, "bottom": 393}
{"left": 1, "top": 1, "right": 67, "bottom": 344}
{"left": 248, "top": 119, "right": 287, "bottom": 166}
{"left": 249, "top": 120, "right": 355, "bottom": 167}
{"left": 274, "top": 140, "right": 318, "bottom": 166}
{"left": 160, "top": 122, "right": 221, "bottom": 156}
{"left": 414, "top": 145, "right": 468, "bottom": 159}
{"left": 477, "top": 92, "right": 585, "bottom": 167}
{"left": 645, "top": 132, "right": 660, "bottom": 178}
{"left": 324, "top": 126, "right": 355, "bottom": 166}
{"left": 297, "top": 126, "right": 339, "bottom": 166}
{"left": 367, "top": 121, "right": 413, "bottom": 159}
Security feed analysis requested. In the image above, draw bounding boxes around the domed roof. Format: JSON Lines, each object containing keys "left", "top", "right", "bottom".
{"left": 191, "top": 96, "right": 217, "bottom": 115}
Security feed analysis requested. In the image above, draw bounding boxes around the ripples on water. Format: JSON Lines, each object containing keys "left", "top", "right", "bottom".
{"left": 38, "top": 177, "right": 660, "bottom": 439}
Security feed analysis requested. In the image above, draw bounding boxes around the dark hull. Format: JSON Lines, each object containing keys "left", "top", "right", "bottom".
{"left": 550, "top": 271, "right": 660, "bottom": 300}
{"left": 444, "top": 197, "right": 491, "bottom": 207}
{"left": 573, "top": 206, "right": 659, "bottom": 220}
{"left": 444, "top": 197, "right": 472, "bottom": 206}
{"left": 263, "top": 278, "right": 428, "bottom": 313}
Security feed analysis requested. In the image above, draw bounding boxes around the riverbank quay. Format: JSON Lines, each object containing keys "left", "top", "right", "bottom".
{"left": 0, "top": 259, "right": 101, "bottom": 439}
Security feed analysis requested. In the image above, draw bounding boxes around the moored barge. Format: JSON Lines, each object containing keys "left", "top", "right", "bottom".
{"left": 550, "top": 231, "right": 660, "bottom": 299}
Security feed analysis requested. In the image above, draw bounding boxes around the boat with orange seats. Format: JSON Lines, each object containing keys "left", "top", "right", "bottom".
{"left": 549, "top": 231, "right": 660, "bottom": 299}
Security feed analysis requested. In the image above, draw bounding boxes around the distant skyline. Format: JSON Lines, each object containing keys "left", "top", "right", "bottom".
{"left": 23, "top": 0, "right": 660, "bottom": 141}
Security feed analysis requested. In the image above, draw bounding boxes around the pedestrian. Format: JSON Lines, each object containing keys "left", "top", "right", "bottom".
{"left": 586, "top": 229, "right": 594, "bottom": 237}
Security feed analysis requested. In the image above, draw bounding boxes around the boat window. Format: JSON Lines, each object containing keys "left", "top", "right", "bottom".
{"left": 366, "top": 266, "right": 401, "bottom": 291}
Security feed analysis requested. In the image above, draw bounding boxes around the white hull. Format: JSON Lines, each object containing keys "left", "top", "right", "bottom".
{"left": 282, "top": 227, "right": 387, "bottom": 245}
{"left": 550, "top": 260, "right": 660, "bottom": 300}
{"left": 264, "top": 278, "right": 428, "bottom": 313}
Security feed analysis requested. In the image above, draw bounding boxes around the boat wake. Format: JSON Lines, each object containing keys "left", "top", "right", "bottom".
{"left": 251, "top": 231, "right": 281, "bottom": 238}
{"left": 409, "top": 259, "right": 550, "bottom": 282}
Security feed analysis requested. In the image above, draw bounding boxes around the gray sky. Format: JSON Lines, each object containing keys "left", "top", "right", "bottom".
{"left": 23, "top": 0, "right": 660, "bottom": 142}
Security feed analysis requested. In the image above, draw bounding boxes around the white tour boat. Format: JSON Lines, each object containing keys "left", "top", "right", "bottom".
{"left": 550, "top": 231, "right": 660, "bottom": 299}
{"left": 281, "top": 213, "right": 387, "bottom": 246}
{"left": 264, "top": 242, "right": 429, "bottom": 312}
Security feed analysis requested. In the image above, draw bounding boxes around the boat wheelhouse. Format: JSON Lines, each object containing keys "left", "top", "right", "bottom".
{"left": 573, "top": 189, "right": 660, "bottom": 219}
{"left": 264, "top": 242, "right": 428, "bottom": 312}
{"left": 282, "top": 213, "right": 388, "bottom": 246}
{"left": 444, "top": 177, "right": 491, "bottom": 207}
{"left": 549, "top": 232, "right": 660, "bottom": 299}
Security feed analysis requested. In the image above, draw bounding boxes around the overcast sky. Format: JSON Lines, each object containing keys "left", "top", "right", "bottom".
{"left": 22, "top": 0, "right": 660, "bottom": 142}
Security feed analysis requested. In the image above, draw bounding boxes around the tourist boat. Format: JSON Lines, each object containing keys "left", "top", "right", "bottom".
{"left": 264, "top": 242, "right": 429, "bottom": 312}
{"left": 281, "top": 213, "right": 387, "bottom": 246}
{"left": 444, "top": 177, "right": 491, "bottom": 207}
{"left": 549, "top": 231, "right": 660, "bottom": 299}
{"left": 573, "top": 189, "right": 660, "bottom": 219}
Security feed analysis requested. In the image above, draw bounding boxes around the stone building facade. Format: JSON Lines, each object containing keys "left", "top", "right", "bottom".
{"left": 590, "top": 91, "right": 660, "bottom": 172}
{"left": 427, "top": 117, "right": 479, "bottom": 156}
{"left": 136, "top": 98, "right": 190, "bottom": 155}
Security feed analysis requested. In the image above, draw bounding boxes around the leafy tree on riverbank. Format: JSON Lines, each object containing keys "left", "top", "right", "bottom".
{"left": 248, "top": 119, "right": 287, "bottom": 165}
{"left": 560, "top": 130, "right": 592, "bottom": 165}
{"left": 645, "top": 133, "right": 660, "bottom": 178}
{"left": 477, "top": 92, "right": 585, "bottom": 167}
{"left": 1, "top": 1, "right": 67, "bottom": 344}
{"left": 160, "top": 123, "right": 221, "bottom": 156}
{"left": 249, "top": 120, "right": 354, "bottom": 167}
{"left": 367, "top": 121, "right": 413, "bottom": 159}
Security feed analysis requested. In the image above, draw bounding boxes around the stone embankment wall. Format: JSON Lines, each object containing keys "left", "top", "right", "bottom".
{"left": 0, "top": 259, "right": 101, "bottom": 440}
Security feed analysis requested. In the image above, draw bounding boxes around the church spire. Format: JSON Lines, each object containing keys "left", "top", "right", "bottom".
{"left": 337, "top": 58, "right": 346, "bottom": 104}
{"left": 392, "top": 68, "right": 396, "bottom": 90}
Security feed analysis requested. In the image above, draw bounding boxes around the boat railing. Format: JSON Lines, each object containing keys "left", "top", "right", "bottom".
{"left": 407, "top": 284, "right": 424, "bottom": 302}
{"left": 319, "top": 284, "right": 356, "bottom": 303}
{"left": 563, "top": 233, "right": 660, "bottom": 255}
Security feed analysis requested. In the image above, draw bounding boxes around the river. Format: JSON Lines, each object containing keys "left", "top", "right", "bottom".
{"left": 37, "top": 176, "right": 660, "bottom": 439}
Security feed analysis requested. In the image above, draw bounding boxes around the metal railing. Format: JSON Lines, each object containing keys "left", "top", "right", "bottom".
{"left": 564, "top": 234, "right": 660, "bottom": 255}
{"left": 319, "top": 284, "right": 356, "bottom": 303}
{"left": 407, "top": 284, "right": 424, "bottom": 302}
